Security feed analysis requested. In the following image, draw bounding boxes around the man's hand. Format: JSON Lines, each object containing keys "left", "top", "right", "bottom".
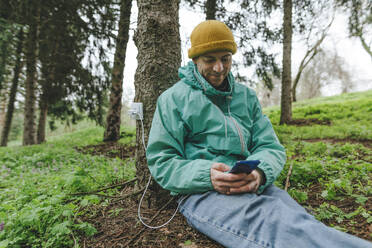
{"left": 210, "top": 163, "right": 262, "bottom": 195}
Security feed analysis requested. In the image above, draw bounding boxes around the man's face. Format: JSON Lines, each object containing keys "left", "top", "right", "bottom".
{"left": 193, "top": 51, "right": 232, "bottom": 88}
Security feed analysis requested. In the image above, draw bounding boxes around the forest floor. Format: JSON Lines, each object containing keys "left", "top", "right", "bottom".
{"left": 78, "top": 139, "right": 371, "bottom": 248}
{"left": 78, "top": 142, "right": 222, "bottom": 248}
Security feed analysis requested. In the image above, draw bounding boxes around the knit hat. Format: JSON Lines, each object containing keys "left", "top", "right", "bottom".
{"left": 188, "top": 20, "right": 237, "bottom": 58}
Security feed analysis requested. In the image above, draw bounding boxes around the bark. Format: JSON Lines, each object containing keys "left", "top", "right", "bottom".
{"left": 0, "top": 90, "right": 7, "bottom": 127}
{"left": 103, "top": 0, "right": 132, "bottom": 142}
{"left": 205, "top": 0, "right": 217, "bottom": 20}
{"left": 36, "top": 93, "right": 48, "bottom": 144}
{"left": 1, "top": 28, "right": 23, "bottom": 146}
{"left": 134, "top": 0, "right": 181, "bottom": 207}
{"left": 23, "top": 2, "right": 40, "bottom": 145}
{"left": 280, "top": 0, "right": 292, "bottom": 125}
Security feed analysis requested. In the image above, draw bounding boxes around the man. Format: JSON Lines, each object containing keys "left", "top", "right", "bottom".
{"left": 146, "top": 20, "right": 371, "bottom": 248}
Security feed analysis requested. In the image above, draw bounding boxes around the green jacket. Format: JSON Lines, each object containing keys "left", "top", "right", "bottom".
{"left": 146, "top": 61, "right": 286, "bottom": 195}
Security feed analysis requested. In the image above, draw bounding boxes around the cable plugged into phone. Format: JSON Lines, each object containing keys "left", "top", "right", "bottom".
{"left": 128, "top": 102, "right": 143, "bottom": 120}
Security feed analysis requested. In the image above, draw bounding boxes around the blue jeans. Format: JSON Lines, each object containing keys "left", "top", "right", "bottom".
{"left": 178, "top": 186, "right": 372, "bottom": 248}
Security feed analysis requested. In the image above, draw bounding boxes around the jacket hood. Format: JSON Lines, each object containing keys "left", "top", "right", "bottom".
{"left": 178, "top": 61, "right": 235, "bottom": 97}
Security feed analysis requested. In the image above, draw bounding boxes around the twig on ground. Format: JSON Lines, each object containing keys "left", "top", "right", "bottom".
{"left": 68, "top": 178, "right": 137, "bottom": 196}
{"left": 111, "top": 197, "right": 175, "bottom": 247}
{"left": 74, "top": 192, "right": 125, "bottom": 199}
{"left": 110, "top": 188, "right": 145, "bottom": 204}
{"left": 285, "top": 163, "right": 293, "bottom": 191}
{"left": 72, "top": 232, "right": 77, "bottom": 247}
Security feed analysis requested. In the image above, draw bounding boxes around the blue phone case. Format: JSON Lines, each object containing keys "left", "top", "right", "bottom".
{"left": 229, "top": 160, "right": 260, "bottom": 174}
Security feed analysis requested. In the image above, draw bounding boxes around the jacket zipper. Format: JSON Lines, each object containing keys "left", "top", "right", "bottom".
{"left": 227, "top": 96, "right": 245, "bottom": 155}
{"left": 229, "top": 116, "right": 246, "bottom": 155}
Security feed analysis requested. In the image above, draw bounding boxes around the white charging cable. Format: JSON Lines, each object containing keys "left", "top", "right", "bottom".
{"left": 135, "top": 112, "right": 188, "bottom": 229}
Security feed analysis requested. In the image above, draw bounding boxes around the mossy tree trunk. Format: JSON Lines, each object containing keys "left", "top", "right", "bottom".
{"left": 133, "top": 0, "right": 181, "bottom": 207}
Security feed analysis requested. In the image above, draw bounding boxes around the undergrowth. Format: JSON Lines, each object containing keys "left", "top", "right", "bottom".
{"left": 0, "top": 127, "right": 136, "bottom": 247}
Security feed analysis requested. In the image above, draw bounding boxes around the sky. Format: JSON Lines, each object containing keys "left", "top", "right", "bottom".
{"left": 122, "top": 2, "right": 372, "bottom": 104}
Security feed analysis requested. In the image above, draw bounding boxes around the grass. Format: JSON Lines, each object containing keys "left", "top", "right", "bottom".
{"left": 267, "top": 90, "right": 372, "bottom": 141}
{"left": 269, "top": 90, "right": 372, "bottom": 236}
{"left": 0, "top": 90, "right": 371, "bottom": 247}
{"left": 0, "top": 126, "right": 136, "bottom": 248}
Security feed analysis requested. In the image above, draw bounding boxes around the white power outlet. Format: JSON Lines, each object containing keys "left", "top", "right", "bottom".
{"left": 129, "top": 102, "right": 143, "bottom": 120}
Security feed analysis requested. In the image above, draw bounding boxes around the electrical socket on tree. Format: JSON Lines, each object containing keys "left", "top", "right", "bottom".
{"left": 129, "top": 102, "right": 143, "bottom": 120}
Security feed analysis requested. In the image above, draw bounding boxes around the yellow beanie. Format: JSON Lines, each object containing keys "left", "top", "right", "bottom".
{"left": 188, "top": 20, "right": 237, "bottom": 58}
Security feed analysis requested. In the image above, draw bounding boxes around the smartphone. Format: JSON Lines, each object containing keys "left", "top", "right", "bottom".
{"left": 229, "top": 160, "right": 260, "bottom": 174}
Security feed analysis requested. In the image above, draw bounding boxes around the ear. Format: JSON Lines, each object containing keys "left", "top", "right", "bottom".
{"left": 192, "top": 57, "right": 198, "bottom": 64}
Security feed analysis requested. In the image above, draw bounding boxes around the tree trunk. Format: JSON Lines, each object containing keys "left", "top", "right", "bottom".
{"left": 0, "top": 27, "right": 10, "bottom": 92}
{"left": 23, "top": 3, "right": 40, "bottom": 145}
{"left": 36, "top": 93, "right": 48, "bottom": 144}
{"left": 0, "top": 90, "right": 7, "bottom": 127}
{"left": 205, "top": 0, "right": 217, "bottom": 20}
{"left": 1, "top": 28, "right": 23, "bottom": 147}
{"left": 103, "top": 0, "right": 132, "bottom": 142}
{"left": 134, "top": 0, "right": 181, "bottom": 207}
{"left": 280, "top": 0, "right": 292, "bottom": 125}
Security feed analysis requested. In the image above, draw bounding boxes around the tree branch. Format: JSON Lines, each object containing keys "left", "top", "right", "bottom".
{"left": 292, "top": 15, "right": 334, "bottom": 101}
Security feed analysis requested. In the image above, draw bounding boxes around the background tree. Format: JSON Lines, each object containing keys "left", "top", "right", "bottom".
{"left": 22, "top": 0, "right": 40, "bottom": 145}
{"left": 280, "top": 0, "right": 293, "bottom": 124}
{"left": 1, "top": 27, "right": 23, "bottom": 146}
{"left": 337, "top": 0, "right": 372, "bottom": 60}
{"left": 205, "top": 0, "right": 217, "bottom": 20}
{"left": 0, "top": 19, "right": 15, "bottom": 93}
{"left": 257, "top": 48, "right": 356, "bottom": 106}
{"left": 0, "top": 20, "right": 14, "bottom": 128}
{"left": 104, "top": 0, "right": 132, "bottom": 142}
{"left": 292, "top": 3, "right": 334, "bottom": 102}
{"left": 1, "top": 0, "right": 121, "bottom": 144}
{"left": 37, "top": 0, "right": 119, "bottom": 143}
{"left": 133, "top": 0, "right": 181, "bottom": 206}
{"left": 299, "top": 48, "right": 355, "bottom": 98}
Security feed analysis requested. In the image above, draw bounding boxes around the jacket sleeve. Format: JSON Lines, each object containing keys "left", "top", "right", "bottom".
{"left": 146, "top": 94, "right": 214, "bottom": 195}
{"left": 245, "top": 93, "right": 286, "bottom": 194}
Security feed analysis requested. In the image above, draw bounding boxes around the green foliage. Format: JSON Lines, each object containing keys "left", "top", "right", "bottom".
{"left": 268, "top": 90, "right": 372, "bottom": 140}
{"left": 288, "top": 189, "right": 308, "bottom": 204}
{"left": 0, "top": 126, "right": 136, "bottom": 247}
{"left": 273, "top": 91, "right": 372, "bottom": 233}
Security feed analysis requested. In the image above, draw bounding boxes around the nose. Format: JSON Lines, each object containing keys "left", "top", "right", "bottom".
{"left": 213, "top": 60, "right": 223, "bottom": 72}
